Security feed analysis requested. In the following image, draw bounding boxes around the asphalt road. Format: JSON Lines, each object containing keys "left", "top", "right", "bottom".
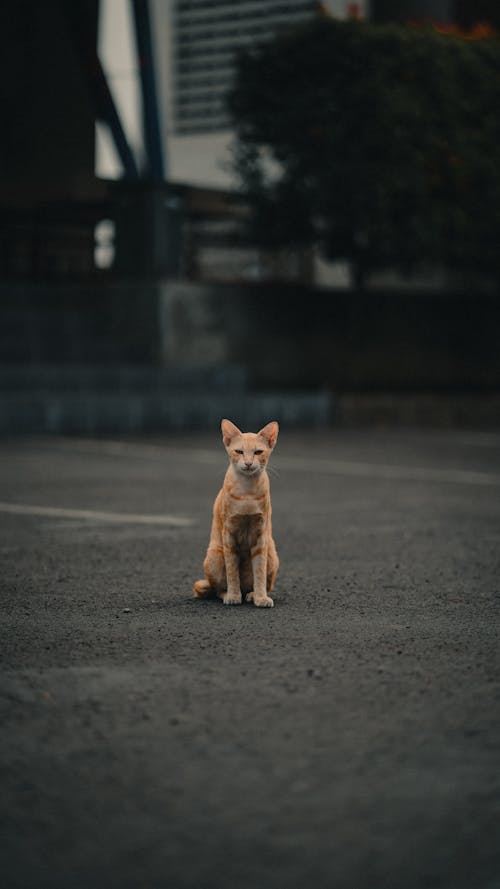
{"left": 1, "top": 429, "right": 499, "bottom": 889}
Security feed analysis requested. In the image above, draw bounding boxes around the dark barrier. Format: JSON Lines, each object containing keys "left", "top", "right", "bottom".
{"left": 1, "top": 280, "right": 499, "bottom": 391}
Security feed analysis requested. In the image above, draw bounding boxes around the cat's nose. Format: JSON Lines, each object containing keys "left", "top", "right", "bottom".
{"left": 244, "top": 461, "right": 253, "bottom": 469}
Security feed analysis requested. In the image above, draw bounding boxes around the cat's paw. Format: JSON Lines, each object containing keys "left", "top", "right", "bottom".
{"left": 248, "top": 592, "right": 274, "bottom": 608}
{"left": 221, "top": 592, "right": 242, "bottom": 606}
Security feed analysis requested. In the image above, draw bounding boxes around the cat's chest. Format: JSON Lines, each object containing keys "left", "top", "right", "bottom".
{"left": 227, "top": 512, "right": 264, "bottom": 549}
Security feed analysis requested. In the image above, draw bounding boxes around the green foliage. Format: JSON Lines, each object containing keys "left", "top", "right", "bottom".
{"left": 228, "top": 19, "right": 500, "bottom": 284}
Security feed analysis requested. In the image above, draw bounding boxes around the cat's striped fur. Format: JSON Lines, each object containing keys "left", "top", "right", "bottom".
{"left": 194, "top": 419, "right": 279, "bottom": 607}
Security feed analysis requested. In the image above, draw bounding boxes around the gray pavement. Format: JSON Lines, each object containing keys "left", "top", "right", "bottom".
{"left": 1, "top": 428, "right": 499, "bottom": 889}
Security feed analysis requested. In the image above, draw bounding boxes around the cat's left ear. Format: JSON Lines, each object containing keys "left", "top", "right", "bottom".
{"left": 221, "top": 419, "right": 242, "bottom": 447}
{"left": 258, "top": 421, "right": 279, "bottom": 450}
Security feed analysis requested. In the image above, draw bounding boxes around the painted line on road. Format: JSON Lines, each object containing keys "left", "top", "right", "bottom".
{"left": 0, "top": 502, "right": 194, "bottom": 527}
{"left": 30, "top": 437, "right": 500, "bottom": 487}
{"left": 33, "top": 437, "right": 221, "bottom": 465}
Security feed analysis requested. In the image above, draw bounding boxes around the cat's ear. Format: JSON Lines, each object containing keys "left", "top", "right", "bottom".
{"left": 258, "top": 421, "right": 279, "bottom": 450}
{"left": 221, "top": 419, "right": 242, "bottom": 447}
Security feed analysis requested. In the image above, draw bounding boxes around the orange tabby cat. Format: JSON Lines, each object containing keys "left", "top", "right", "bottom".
{"left": 194, "top": 419, "right": 279, "bottom": 607}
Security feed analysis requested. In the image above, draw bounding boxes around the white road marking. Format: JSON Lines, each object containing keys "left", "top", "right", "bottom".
{"left": 0, "top": 502, "right": 194, "bottom": 527}
{"left": 27, "top": 437, "right": 500, "bottom": 487}
{"left": 34, "top": 437, "right": 221, "bottom": 465}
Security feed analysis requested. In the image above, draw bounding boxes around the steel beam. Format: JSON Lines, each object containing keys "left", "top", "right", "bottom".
{"left": 131, "top": 0, "right": 166, "bottom": 180}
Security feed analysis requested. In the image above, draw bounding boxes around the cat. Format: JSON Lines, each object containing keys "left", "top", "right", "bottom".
{"left": 194, "top": 419, "right": 279, "bottom": 607}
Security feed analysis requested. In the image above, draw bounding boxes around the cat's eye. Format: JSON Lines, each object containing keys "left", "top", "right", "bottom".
{"left": 235, "top": 449, "right": 243, "bottom": 454}
{"left": 254, "top": 449, "right": 263, "bottom": 455}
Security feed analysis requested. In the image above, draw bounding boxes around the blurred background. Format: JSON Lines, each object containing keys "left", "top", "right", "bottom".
{"left": 1, "top": 0, "right": 499, "bottom": 434}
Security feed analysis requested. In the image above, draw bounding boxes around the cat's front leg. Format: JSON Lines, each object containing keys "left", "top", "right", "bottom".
{"left": 221, "top": 534, "right": 242, "bottom": 605}
{"left": 247, "top": 542, "right": 274, "bottom": 608}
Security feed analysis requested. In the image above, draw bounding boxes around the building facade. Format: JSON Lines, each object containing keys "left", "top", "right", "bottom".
{"left": 173, "top": 0, "right": 318, "bottom": 136}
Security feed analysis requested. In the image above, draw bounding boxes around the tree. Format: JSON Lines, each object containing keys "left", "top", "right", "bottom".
{"left": 228, "top": 18, "right": 500, "bottom": 288}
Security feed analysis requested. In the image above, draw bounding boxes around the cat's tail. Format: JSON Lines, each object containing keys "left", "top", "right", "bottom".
{"left": 193, "top": 579, "right": 214, "bottom": 599}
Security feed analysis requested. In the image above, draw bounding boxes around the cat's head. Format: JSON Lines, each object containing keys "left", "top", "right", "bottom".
{"left": 221, "top": 419, "right": 278, "bottom": 477}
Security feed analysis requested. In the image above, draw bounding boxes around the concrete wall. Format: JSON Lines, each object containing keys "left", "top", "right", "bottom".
{"left": 0, "top": 282, "right": 164, "bottom": 365}
{"left": 1, "top": 279, "right": 499, "bottom": 391}
{"left": 160, "top": 281, "right": 500, "bottom": 391}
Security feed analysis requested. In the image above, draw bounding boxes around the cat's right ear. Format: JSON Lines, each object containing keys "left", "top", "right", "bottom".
{"left": 221, "top": 419, "right": 242, "bottom": 447}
